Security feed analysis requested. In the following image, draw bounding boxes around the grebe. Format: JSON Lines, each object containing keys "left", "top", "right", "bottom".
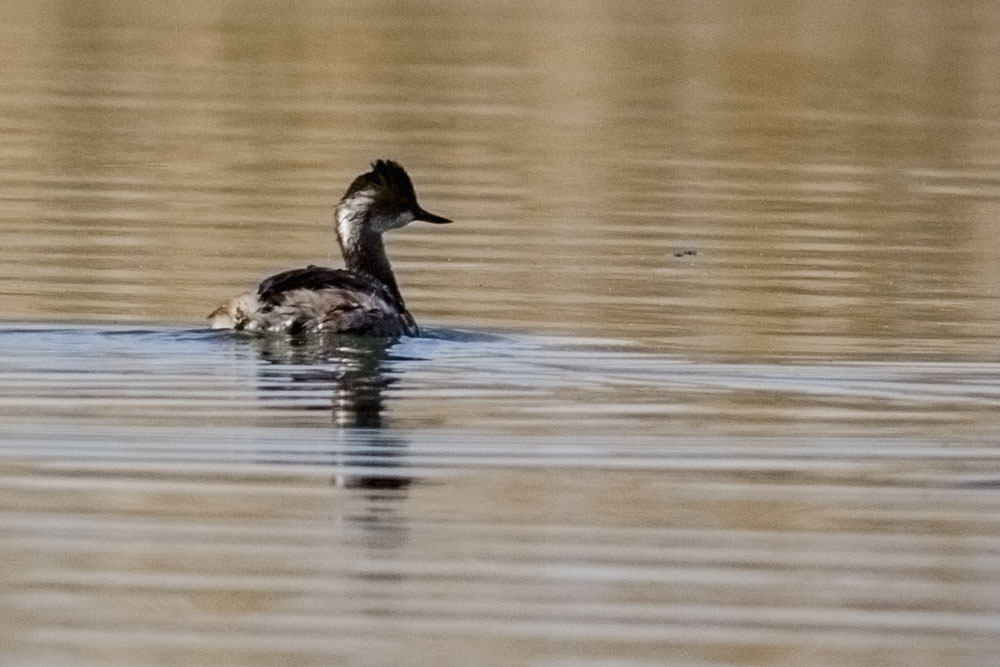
{"left": 209, "top": 160, "right": 451, "bottom": 337}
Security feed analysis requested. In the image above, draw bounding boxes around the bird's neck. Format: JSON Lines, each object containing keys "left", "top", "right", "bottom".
{"left": 337, "top": 207, "right": 405, "bottom": 307}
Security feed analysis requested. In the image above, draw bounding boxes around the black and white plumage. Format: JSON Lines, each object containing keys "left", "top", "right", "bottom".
{"left": 209, "top": 160, "right": 451, "bottom": 337}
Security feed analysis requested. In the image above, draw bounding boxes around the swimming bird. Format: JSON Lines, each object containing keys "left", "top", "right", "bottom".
{"left": 209, "top": 160, "right": 451, "bottom": 337}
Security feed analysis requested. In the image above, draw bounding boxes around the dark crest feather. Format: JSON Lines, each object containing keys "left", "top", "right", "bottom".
{"left": 341, "top": 159, "right": 417, "bottom": 204}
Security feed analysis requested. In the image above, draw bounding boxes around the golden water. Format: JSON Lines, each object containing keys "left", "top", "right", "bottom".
{"left": 2, "top": 1, "right": 1000, "bottom": 665}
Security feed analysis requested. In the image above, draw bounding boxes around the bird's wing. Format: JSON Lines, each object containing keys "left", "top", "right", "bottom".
{"left": 256, "top": 265, "right": 395, "bottom": 305}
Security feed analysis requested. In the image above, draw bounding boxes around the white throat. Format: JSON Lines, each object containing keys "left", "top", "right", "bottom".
{"left": 336, "top": 195, "right": 370, "bottom": 251}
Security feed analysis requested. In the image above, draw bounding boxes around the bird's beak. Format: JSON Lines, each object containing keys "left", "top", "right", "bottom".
{"left": 414, "top": 206, "right": 452, "bottom": 224}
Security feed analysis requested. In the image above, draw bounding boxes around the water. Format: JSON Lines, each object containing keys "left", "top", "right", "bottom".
{"left": 2, "top": 1, "right": 1000, "bottom": 665}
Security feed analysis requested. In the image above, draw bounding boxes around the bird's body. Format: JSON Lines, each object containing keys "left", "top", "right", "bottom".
{"left": 209, "top": 160, "right": 451, "bottom": 337}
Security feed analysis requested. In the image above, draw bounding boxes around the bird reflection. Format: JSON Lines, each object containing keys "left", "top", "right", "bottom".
{"left": 248, "top": 334, "right": 412, "bottom": 492}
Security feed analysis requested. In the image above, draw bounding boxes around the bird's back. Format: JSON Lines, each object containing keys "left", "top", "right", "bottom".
{"left": 209, "top": 265, "right": 417, "bottom": 337}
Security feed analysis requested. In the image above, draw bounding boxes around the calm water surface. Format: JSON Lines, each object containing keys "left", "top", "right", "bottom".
{"left": 2, "top": 1, "right": 1000, "bottom": 665}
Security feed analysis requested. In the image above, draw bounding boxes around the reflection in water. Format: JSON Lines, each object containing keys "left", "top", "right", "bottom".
{"left": 250, "top": 334, "right": 412, "bottom": 490}
{"left": 250, "top": 334, "right": 412, "bottom": 553}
